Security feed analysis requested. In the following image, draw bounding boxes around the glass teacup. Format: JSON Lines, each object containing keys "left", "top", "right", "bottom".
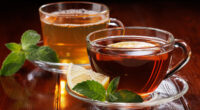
{"left": 86, "top": 27, "right": 191, "bottom": 95}
{"left": 39, "top": 1, "right": 123, "bottom": 64}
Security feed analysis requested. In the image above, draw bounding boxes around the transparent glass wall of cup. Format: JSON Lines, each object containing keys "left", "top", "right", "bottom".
{"left": 39, "top": 1, "right": 123, "bottom": 64}
{"left": 87, "top": 27, "right": 191, "bottom": 95}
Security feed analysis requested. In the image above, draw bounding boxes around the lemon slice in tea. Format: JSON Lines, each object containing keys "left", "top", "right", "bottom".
{"left": 66, "top": 63, "right": 110, "bottom": 90}
{"left": 107, "top": 41, "right": 163, "bottom": 59}
{"left": 108, "top": 41, "right": 156, "bottom": 48}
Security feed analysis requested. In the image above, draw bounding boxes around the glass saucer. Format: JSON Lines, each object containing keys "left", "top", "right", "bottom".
{"left": 31, "top": 41, "right": 90, "bottom": 73}
{"left": 31, "top": 60, "right": 89, "bottom": 73}
{"left": 65, "top": 75, "right": 189, "bottom": 109}
{"left": 31, "top": 61, "right": 189, "bottom": 109}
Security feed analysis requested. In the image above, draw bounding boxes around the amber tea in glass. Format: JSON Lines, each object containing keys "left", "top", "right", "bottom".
{"left": 39, "top": 2, "right": 123, "bottom": 64}
{"left": 87, "top": 27, "right": 191, "bottom": 95}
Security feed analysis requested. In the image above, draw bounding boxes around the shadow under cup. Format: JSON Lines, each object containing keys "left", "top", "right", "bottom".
{"left": 87, "top": 27, "right": 191, "bottom": 95}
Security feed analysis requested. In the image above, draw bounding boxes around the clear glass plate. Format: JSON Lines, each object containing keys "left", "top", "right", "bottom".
{"left": 31, "top": 60, "right": 189, "bottom": 109}
{"left": 32, "top": 41, "right": 90, "bottom": 73}
{"left": 31, "top": 60, "right": 89, "bottom": 73}
{"left": 65, "top": 75, "right": 189, "bottom": 109}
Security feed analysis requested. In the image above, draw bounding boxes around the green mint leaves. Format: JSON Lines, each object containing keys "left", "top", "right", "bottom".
{"left": 73, "top": 80, "right": 106, "bottom": 101}
{"left": 72, "top": 77, "right": 143, "bottom": 103}
{"left": 21, "top": 30, "right": 40, "bottom": 50}
{"left": 108, "top": 90, "right": 144, "bottom": 102}
{"left": 107, "top": 77, "right": 120, "bottom": 96}
{"left": 0, "top": 52, "right": 25, "bottom": 76}
{"left": 36, "top": 46, "right": 59, "bottom": 62}
{"left": 6, "top": 43, "right": 22, "bottom": 52}
{"left": 0, "top": 30, "right": 59, "bottom": 76}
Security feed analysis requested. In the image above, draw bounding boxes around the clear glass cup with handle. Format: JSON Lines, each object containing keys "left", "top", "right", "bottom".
{"left": 86, "top": 27, "right": 191, "bottom": 95}
{"left": 39, "top": 1, "right": 124, "bottom": 65}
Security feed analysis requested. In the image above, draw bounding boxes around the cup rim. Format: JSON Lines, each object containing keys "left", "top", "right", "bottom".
{"left": 86, "top": 26, "right": 175, "bottom": 51}
{"left": 39, "top": 1, "right": 109, "bottom": 17}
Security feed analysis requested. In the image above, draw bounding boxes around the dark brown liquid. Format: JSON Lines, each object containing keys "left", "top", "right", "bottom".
{"left": 88, "top": 36, "right": 171, "bottom": 94}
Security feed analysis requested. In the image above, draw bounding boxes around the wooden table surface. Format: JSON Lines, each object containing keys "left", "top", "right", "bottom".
{"left": 0, "top": 1, "right": 200, "bottom": 110}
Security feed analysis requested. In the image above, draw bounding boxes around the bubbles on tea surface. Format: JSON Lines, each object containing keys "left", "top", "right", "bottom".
{"left": 51, "top": 9, "right": 98, "bottom": 15}
{"left": 41, "top": 9, "right": 108, "bottom": 26}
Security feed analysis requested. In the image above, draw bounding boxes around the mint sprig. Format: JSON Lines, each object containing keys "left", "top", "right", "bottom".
{"left": 108, "top": 90, "right": 143, "bottom": 102}
{"left": 73, "top": 80, "right": 106, "bottom": 101}
{"left": 72, "top": 77, "right": 143, "bottom": 103}
{"left": 107, "top": 77, "right": 120, "bottom": 97}
{"left": 0, "top": 30, "right": 59, "bottom": 76}
{"left": 6, "top": 43, "right": 22, "bottom": 52}
{"left": 21, "top": 30, "right": 40, "bottom": 50}
{"left": 0, "top": 51, "right": 25, "bottom": 76}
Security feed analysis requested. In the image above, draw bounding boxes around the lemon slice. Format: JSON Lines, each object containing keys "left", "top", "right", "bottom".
{"left": 66, "top": 63, "right": 110, "bottom": 90}
{"left": 108, "top": 41, "right": 156, "bottom": 48}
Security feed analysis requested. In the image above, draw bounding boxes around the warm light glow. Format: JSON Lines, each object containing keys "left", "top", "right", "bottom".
{"left": 54, "top": 79, "right": 69, "bottom": 109}
{"left": 60, "top": 79, "right": 68, "bottom": 108}
{"left": 56, "top": 43, "right": 65, "bottom": 46}
{"left": 60, "top": 59, "right": 70, "bottom": 63}
{"left": 60, "top": 80, "right": 67, "bottom": 95}
{"left": 54, "top": 83, "right": 59, "bottom": 109}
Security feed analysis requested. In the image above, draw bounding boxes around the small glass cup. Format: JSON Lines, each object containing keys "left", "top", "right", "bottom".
{"left": 39, "top": 1, "right": 123, "bottom": 64}
{"left": 86, "top": 27, "right": 191, "bottom": 95}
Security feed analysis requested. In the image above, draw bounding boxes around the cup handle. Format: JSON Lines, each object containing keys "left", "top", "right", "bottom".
{"left": 165, "top": 39, "right": 191, "bottom": 79}
{"left": 108, "top": 18, "right": 124, "bottom": 28}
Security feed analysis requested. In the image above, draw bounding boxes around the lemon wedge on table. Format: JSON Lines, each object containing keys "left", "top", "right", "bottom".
{"left": 66, "top": 63, "right": 110, "bottom": 90}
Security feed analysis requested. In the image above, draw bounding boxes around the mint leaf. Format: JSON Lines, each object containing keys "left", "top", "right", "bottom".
{"left": 0, "top": 30, "right": 60, "bottom": 76}
{"left": 109, "top": 90, "right": 143, "bottom": 103}
{"left": 107, "top": 77, "right": 120, "bottom": 95}
{"left": 36, "top": 46, "right": 59, "bottom": 62}
{"left": 71, "top": 77, "right": 144, "bottom": 103}
{"left": 0, "top": 51, "right": 25, "bottom": 76}
{"left": 24, "top": 45, "right": 39, "bottom": 61}
{"left": 21, "top": 30, "right": 40, "bottom": 50}
{"left": 73, "top": 80, "right": 106, "bottom": 101}
{"left": 5, "top": 43, "right": 21, "bottom": 51}
{"left": 107, "top": 93, "right": 119, "bottom": 102}
{"left": 25, "top": 45, "right": 59, "bottom": 62}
